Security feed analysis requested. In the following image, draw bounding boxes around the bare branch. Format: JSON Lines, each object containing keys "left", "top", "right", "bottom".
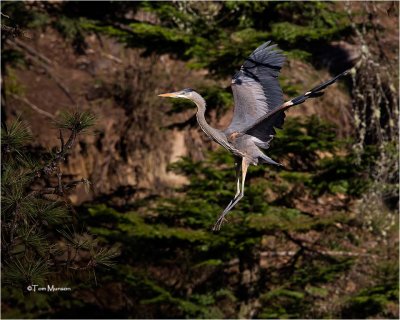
{"left": 6, "top": 39, "right": 76, "bottom": 104}
{"left": 10, "top": 93, "right": 55, "bottom": 119}
{"left": 32, "top": 178, "right": 90, "bottom": 197}
{"left": 56, "top": 169, "right": 63, "bottom": 195}
{"left": 59, "top": 129, "right": 65, "bottom": 153}
{"left": 100, "top": 51, "right": 122, "bottom": 64}
{"left": 13, "top": 38, "right": 52, "bottom": 65}
{"left": 260, "top": 250, "right": 377, "bottom": 258}
{"left": 39, "top": 129, "right": 77, "bottom": 177}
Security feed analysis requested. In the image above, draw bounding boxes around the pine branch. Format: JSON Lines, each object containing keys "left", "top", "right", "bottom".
{"left": 1, "top": 113, "right": 117, "bottom": 293}
{"left": 38, "top": 111, "right": 95, "bottom": 177}
{"left": 39, "top": 129, "right": 77, "bottom": 177}
{"left": 32, "top": 178, "right": 91, "bottom": 197}
{"left": 1, "top": 119, "right": 33, "bottom": 153}
{"left": 56, "top": 111, "right": 96, "bottom": 133}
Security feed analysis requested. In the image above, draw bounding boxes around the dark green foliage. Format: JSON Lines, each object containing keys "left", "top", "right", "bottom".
{"left": 29, "top": 199, "right": 69, "bottom": 225}
{"left": 75, "top": 116, "right": 396, "bottom": 318}
{"left": 343, "top": 284, "right": 398, "bottom": 318}
{"left": 3, "top": 259, "right": 50, "bottom": 293}
{"left": 56, "top": 110, "right": 96, "bottom": 133}
{"left": 1, "top": 116, "right": 118, "bottom": 317}
{"left": 1, "top": 1, "right": 39, "bottom": 31}
{"left": 51, "top": 16, "right": 88, "bottom": 53}
{"left": 269, "top": 115, "right": 339, "bottom": 170}
{"left": 1, "top": 117, "right": 32, "bottom": 152}
{"left": 66, "top": 1, "right": 353, "bottom": 77}
{"left": 342, "top": 262, "right": 399, "bottom": 318}
{"left": 0, "top": 49, "right": 26, "bottom": 68}
{"left": 78, "top": 113, "right": 394, "bottom": 318}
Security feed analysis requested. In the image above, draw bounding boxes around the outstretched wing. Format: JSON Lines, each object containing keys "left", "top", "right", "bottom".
{"left": 241, "top": 69, "right": 350, "bottom": 138}
{"left": 225, "top": 41, "right": 286, "bottom": 146}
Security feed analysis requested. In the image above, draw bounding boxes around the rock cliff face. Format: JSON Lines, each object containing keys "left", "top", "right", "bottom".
{"left": 4, "top": 28, "right": 353, "bottom": 204}
{"left": 5, "top": 29, "right": 197, "bottom": 203}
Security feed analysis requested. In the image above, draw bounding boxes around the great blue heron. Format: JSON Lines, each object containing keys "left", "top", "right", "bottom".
{"left": 159, "top": 41, "right": 348, "bottom": 231}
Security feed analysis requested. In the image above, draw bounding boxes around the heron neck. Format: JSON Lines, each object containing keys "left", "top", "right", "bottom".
{"left": 193, "top": 96, "right": 215, "bottom": 139}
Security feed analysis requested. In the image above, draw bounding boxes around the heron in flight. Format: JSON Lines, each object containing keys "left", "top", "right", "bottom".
{"left": 159, "top": 41, "right": 348, "bottom": 231}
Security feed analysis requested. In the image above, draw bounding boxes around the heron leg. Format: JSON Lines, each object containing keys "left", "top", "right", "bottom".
{"left": 224, "top": 159, "right": 248, "bottom": 214}
{"left": 213, "top": 159, "right": 249, "bottom": 231}
{"left": 223, "top": 160, "right": 242, "bottom": 213}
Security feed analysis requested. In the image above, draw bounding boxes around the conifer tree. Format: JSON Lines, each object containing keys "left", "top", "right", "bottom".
{"left": 1, "top": 112, "right": 118, "bottom": 291}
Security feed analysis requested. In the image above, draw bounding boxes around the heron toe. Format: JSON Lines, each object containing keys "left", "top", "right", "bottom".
{"left": 212, "top": 216, "right": 228, "bottom": 231}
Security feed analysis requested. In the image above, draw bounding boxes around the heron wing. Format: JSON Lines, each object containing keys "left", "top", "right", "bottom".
{"left": 225, "top": 41, "right": 286, "bottom": 146}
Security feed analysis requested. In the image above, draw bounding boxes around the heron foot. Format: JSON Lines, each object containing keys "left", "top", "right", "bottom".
{"left": 212, "top": 216, "right": 229, "bottom": 231}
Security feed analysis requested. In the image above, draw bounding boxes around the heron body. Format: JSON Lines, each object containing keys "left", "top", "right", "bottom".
{"left": 159, "top": 41, "right": 348, "bottom": 231}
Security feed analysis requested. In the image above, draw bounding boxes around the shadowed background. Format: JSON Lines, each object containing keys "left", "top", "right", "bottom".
{"left": 1, "top": 1, "right": 399, "bottom": 319}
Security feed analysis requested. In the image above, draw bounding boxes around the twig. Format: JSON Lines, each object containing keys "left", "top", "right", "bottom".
{"left": 282, "top": 231, "right": 335, "bottom": 259}
{"left": 9, "top": 207, "right": 20, "bottom": 247}
{"left": 260, "top": 250, "right": 377, "bottom": 258}
{"left": 59, "top": 129, "right": 65, "bottom": 153}
{"left": 63, "top": 178, "right": 90, "bottom": 192}
{"left": 40, "top": 129, "right": 77, "bottom": 177}
{"left": 56, "top": 169, "right": 63, "bottom": 195}
{"left": 10, "top": 93, "right": 55, "bottom": 119}
{"left": 68, "top": 259, "right": 96, "bottom": 271}
{"left": 31, "top": 178, "right": 89, "bottom": 196}
{"left": 100, "top": 51, "right": 122, "bottom": 64}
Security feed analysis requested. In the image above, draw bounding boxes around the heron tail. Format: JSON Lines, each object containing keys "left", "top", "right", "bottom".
{"left": 260, "top": 155, "right": 283, "bottom": 167}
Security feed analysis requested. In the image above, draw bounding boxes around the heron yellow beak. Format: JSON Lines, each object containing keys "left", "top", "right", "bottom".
{"left": 158, "top": 92, "right": 179, "bottom": 98}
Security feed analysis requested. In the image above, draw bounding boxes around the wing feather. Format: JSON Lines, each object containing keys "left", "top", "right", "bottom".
{"left": 225, "top": 41, "right": 285, "bottom": 146}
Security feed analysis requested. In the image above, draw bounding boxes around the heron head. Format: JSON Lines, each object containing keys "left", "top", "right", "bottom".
{"left": 158, "top": 88, "right": 195, "bottom": 99}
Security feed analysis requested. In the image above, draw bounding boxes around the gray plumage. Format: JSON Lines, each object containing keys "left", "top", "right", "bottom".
{"left": 159, "top": 41, "right": 348, "bottom": 231}
{"left": 227, "top": 41, "right": 285, "bottom": 140}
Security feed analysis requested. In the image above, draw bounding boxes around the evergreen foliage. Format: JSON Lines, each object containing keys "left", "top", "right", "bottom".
{"left": 78, "top": 117, "right": 397, "bottom": 319}
{"left": 79, "top": 1, "right": 352, "bottom": 76}
{"left": 1, "top": 115, "right": 118, "bottom": 318}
